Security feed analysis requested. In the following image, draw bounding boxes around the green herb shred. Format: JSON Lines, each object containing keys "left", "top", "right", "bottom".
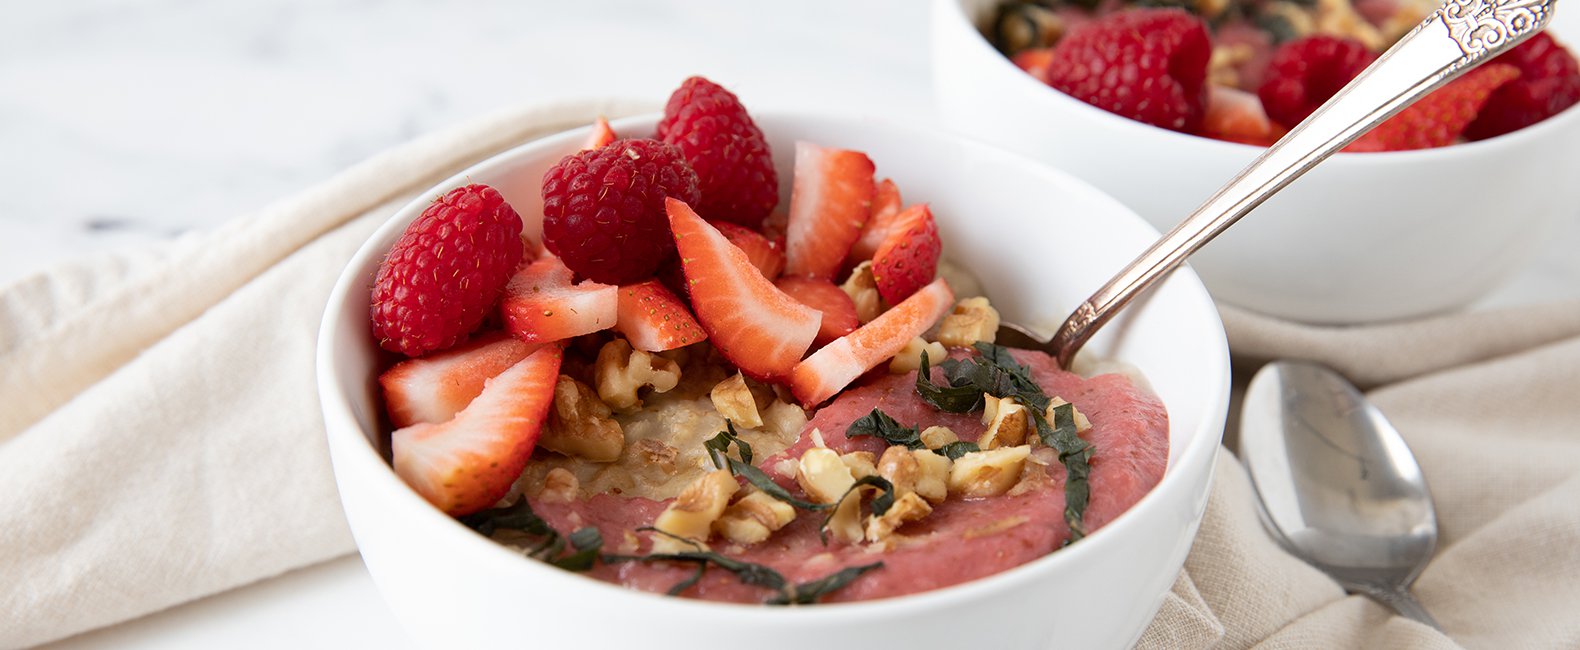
{"left": 458, "top": 499, "right": 606, "bottom": 570}
{"left": 913, "top": 343, "right": 1096, "bottom": 542}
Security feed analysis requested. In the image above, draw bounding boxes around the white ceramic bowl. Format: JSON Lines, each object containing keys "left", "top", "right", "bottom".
{"left": 318, "top": 112, "right": 1230, "bottom": 650}
{"left": 933, "top": 0, "right": 1580, "bottom": 324}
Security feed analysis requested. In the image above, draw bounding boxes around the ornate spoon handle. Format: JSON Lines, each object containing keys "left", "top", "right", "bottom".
{"left": 1047, "top": 0, "right": 1558, "bottom": 369}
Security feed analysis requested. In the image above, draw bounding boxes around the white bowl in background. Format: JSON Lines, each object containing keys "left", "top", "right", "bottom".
{"left": 317, "top": 112, "right": 1229, "bottom": 650}
{"left": 933, "top": 0, "right": 1580, "bottom": 324}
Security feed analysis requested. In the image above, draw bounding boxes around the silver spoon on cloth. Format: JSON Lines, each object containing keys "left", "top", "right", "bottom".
{"left": 1238, "top": 360, "right": 1441, "bottom": 629}
{"left": 995, "top": 0, "right": 1559, "bottom": 366}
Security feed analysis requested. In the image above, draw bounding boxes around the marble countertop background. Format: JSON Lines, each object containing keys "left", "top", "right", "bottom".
{"left": 5, "top": 0, "right": 1578, "bottom": 648}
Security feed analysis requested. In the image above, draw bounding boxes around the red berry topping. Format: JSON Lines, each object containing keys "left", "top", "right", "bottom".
{"left": 1465, "top": 33, "right": 1580, "bottom": 141}
{"left": 614, "top": 279, "right": 708, "bottom": 352}
{"left": 851, "top": 178, "right": 904, "bottom": 262}
{"left": 657, "top": 76, "right": 779, "bottom": 228}
{"left": 1199, "top": 85, "right": 1276, "bottom": 146}
{"left": 1348, "top": 63, "right": 1520, "bottom": 152}
{"left": 581, "top": 116, "right": 617, "bottom": 151}
{"left": 371, "top": 184, "right": 524, "bottom": 357}
{"left": 784, "top": 141, "right": 875, "bottom": 279}
{"left": 1258, "top": 36, "right": 1377, "bottom": 129}
{"left": 872, "top": 205, "right": 942, "bottom": 305}
{"left": 789, "top": 278, "right": 955, "bottom": 407}
{"left": 380, "top": 332, "right": 538, "bottom": 429}
{"left": 774, "top": 276, "right": 860, "bottom": 347}
{"left": 1044, "top": 9, "right": 1212, "bottom": 132}
{"left": 541, "top": 138, "right": 700, "bottom": 285}
{"left": 713, "top": 221, "right": 785, "bottom": 280}
{"left": 501, "top": 256, "right": 619, "bottom": 344}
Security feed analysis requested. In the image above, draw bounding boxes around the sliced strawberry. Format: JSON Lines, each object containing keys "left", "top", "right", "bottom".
{"left": 501, "top": 255, "right": 619, "bottom": 343}
{"left": 871, "top": 204, "right": 942, "bottom": 305}
{"left": 784, "top": 142, "right": 875, "bottom": 279}
{"left": 380, "top": 332, "right": 538, "bottom": 429}
{"left": 392, "top": 346, "right": 563, "bottom": 516}
{"left": 789, "top": 278, "right": 955, "bottom": 406}
{"left": 850, "top": 178, "right": 904, "bottom": 262}
{"left": 615, "top": 279, "right": 707, "bottom": 352}
{"left": 1199, "top": 85, "right": 1275, "bottom": 146}
{"left": 775, "top": 276, "right": 860, "bottom": 347}
{"left": 1347, "top": 63, "right": 1521, "bottom": 152}
{"left": 581, "top": 116, "right": 617, "bottom": 150}
{"left": 713, "top": 221, "right": 785, "bottom": 280}
{"left": 667, "top": 198, "right": 819, "bottom": 380}
{"left": 1012, "top": 47, "right": 1056, "bottom": 84}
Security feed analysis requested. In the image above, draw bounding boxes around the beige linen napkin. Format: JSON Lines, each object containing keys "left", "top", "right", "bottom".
{"left": 2, "top": 98, "right": 1577, "bottom": 649}
{"left": 1138, "top": 303, "right": 1580, "bottom": 649}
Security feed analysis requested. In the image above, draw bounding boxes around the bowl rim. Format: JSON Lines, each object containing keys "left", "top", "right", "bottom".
{"left": 933, "top": 0, "right": 1580, "bottom": 163}
{"left": 316, "top": 109, "right": 1231, "bottom": 621}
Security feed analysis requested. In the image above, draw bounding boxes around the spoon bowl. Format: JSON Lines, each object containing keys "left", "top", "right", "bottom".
{"left": 1239, "top": 361, "right": 1440, "bottom": 627}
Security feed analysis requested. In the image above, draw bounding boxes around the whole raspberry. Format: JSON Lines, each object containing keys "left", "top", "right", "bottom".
{"left": 1043, "top": 9, "right": 1212, "bottom": 133}
{"left": 540, "top": 138, "right": 700, "bottom": 284}
{"left": 1258, "top": 36, "right": 1377, "bottom": 128}
{"left": 1465, "top": 33, "right": 1580, "bottom": 141}
{"left": 656, "top": 76, "right": 779, "bottom": 228}
{"left": 371, "top": 184, "right": 523, "bottom": 357}
{"left": 1347, "top": 63, "right": 1520, "bottom": 152}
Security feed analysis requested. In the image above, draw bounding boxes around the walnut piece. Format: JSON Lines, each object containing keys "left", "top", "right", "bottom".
{"left": 762, "top": 400, "right": 808, "bottom": 438}
{"left": 652, "top": 469, "right": 738, "bottom": 552}
{"left": 539, "top": 375, "right": 625, "bottom": 462}
{"left": 1045, "top": 397, "right": 1092, "bottom": 434}
{"left": 936, "top": 297, "right": 1001, "bottom": 348}
{"left": 595, "top": 338, "right": 681, "bottom": 411}
{"left": 889, "top": 337, "right": 949, "bottom": 374}
{"left": 709, "top": 372, "right": 763, "bottom": 428}
{"left": 919, "top": 425, "right": 959, "bottom": 450}
{"left": 538, "top": 468, "right": 581, "bottom": 504}
{"left": 865, "top": 492, "right": 933, "bottom": 543}
{"left": 713, "top": 490, "right": 797, "bottom": 545}
{"left": 841, "top": 451, "right": 878, "bottom": 480}
{"left": 840, "top": 260, "right": 884, "bottom": 323}
{"left": 911, "top": 450, "right": 951, "bottom": 504}
{"left": 948, "top": 446, "right": 1032, "bottom": 497}
{"left": 979, "top": 394, "right": 1029, "bottom": 449}
{"left": 877, "top": 445, "right": 920, "bottom": 499}
{"left": 796, "top": 447, "right": 856, "bottom": 504}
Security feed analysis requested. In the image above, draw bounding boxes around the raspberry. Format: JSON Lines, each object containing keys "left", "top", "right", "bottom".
{"left": 1043, "top": 9, "right": 1212, "bottom": 133}
{"left": 656, "top": 76, "right": 779, "bottom": 228}
{"left": 371, "top": 184, "right": 523, "bottom": 357}
{"left": 1258, "top": 36, "right": 1377, "bottom": 128}
{"left": 1465, "top": 33, "right": 1580, "bottom": 141}
{"left": 541, "top": 138, "right": 700, "bottom": 284}
{"left": 1347, "top": 63, "right": 1520, "bottom": 152}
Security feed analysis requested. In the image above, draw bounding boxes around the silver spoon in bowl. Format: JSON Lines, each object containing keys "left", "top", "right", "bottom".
{"left": 1237, "top": 360, "right": 1441, "bottom": 628}
{"left": 995, "top": 0, "right": 1559, "bottom": 364}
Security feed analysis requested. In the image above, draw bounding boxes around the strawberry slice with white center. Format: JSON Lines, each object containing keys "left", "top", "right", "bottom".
{"left": 615, "top": 278, "right": 708, "bottom": 352}
{"left": 501, "top": 255, "right": 619, "bottom": 343}
{"left": 775, "top": 276, "right": 859, "bottom": 347}
{"left": 379, "top": 331, "right": 539, "bottom": 429}
{"left": 713, "top": 221, "right": 785, "bottom": 280}
{"left": 783, "top": 142, "right": 875, "bottom": 279}
{"left": 392, "top": 345, "right": 563, "bottom": 516}
{"left": 1200, "top": 85, "right": 1275, "bottom": 146}
{"left": 871, "top": 204, "right": 942, "bottom": 304}
{"left": 668, "top": 198, "right": 819, "bottom": 380}
{"left": 581, "top": 116, "right": 617, "bottom": 150}
{"left": 789, "top": 278, "right": 954, "bottom": 406}
{"left": 850, "top": 177, "right": 903, "bottom": 262}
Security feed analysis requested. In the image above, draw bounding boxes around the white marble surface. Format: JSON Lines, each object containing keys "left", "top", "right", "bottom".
{"left": 6, "top": 0, "right": 1579, "bottom": 648}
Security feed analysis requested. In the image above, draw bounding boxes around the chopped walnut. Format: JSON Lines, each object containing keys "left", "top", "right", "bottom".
{"left": 539, "top": 375, "right": 625, "bottom": 462}
{"left": 865, "top": 492, "right": 933, "bottom": 543}
{"left": 979, "top": 394, "right": 1029, "bottom": 449}
{"left": 796, "top": 447, "right": 856, "bottom": 504}
{"left": 841, "top": 451, "right": 878, "bottom": 480}
{"left": 919, "top": 425, "right": 959, "bottom": 450}
{"left": 761, "top": 400, "right": 808, "bottom": 438}
{"left": 652, "top": 469, "right": 738, "bottom": 552}
{"left": 710, "top": 372, "right": 763, "bottom": 428}
{"left": 840, "top": 260, "right": 884, "bottom": 323}
{"left": 1045, "top": 397, "right": 1092, "bottom": 434}
{"left": 713, "top": 490, "right": 797, "bottom": 545}
{"left": 877, "top": 445, "right": 920, "bottom": 499}
{"left": 948, "top": 446, "right": 1032, "bottom": 497}
{"left": 889, "top": 337, "right": 949, "bottom": 374}
{"left": 538, "top": 468, "right": 581, "bottom": 504}
{"left": 595, "top": 338, "right": 681, "bottom": 411}
{"left": 825, "top": 487, "right": 867, "bottom": 544}
{"left": 936, "top": 297, "right": 1000, "bottom": 348}
{"left": 1316, "top": 0, "right": 1384, "bottom": 50}
{"left": 911, "top": 450, "right": 951, "bottom": 504}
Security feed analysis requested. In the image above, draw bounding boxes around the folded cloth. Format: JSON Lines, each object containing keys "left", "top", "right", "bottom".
{"left": 2, "top": 98, "right": 1577, "bottom": 649}
{"left": 0, "top": 98, "right": 653, "bottom": 649}
{"left": 1138, "top": 303, "right": 1580, "bottom": 649}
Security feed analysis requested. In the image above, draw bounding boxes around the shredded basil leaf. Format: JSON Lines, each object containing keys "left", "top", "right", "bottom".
{"left": 935, "top": 440, "right": 981, "bottom": 460}
{"left": 459, "top": 499, "right": 605, "bottom": 571}
{"left": 767, "top": 562, "right": 885, "bottom": 605}
{"left": 846, "top": 409, "right": 925, "bottom": 449}
{"left": 705, "top": 420, "right": 754, "bottom": 469}
{"left": 912, "top": 342, "right": 1096, "bottom": 541}
{"left": 817, "top": 475, "right": 895, "bottom": 543}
